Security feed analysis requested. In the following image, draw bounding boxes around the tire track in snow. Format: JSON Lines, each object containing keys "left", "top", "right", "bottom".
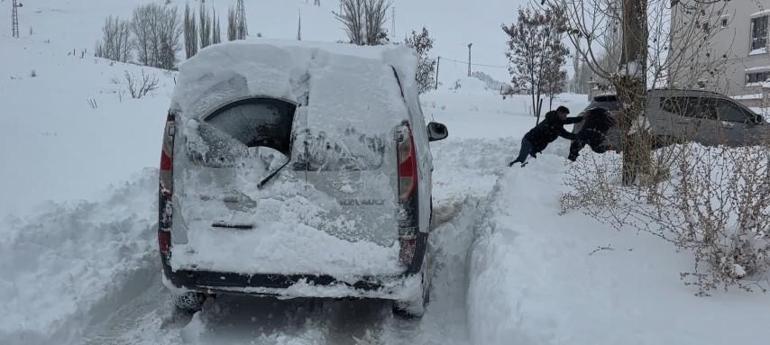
{"left": 78, "top": 138, "right": 514, "bottom": 345}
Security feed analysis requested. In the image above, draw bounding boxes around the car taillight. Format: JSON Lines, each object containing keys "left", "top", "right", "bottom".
{"left": 396, "top": 123, "right": 419, "bottom": 269}
{"left": 397, "top": 125, "right": 417, "bottom": 201}
{"left": 159, "top": 112, "right": 176, "bottom": 257}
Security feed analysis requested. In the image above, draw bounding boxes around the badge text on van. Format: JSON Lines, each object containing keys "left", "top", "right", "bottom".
{"left": 339, "top": 198, "right": 386, "bottom": 206}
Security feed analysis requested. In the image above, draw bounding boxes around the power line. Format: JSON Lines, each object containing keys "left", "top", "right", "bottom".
{"left": 439, "top": 56, "right": 508, "bottom": 69}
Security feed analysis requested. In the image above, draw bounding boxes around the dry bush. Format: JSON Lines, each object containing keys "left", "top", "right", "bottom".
{"left": 562, "top": 143, "right": 770, "bottom": 295}
{"left": 124, "top": 70, "right": 159, "bottom": 99}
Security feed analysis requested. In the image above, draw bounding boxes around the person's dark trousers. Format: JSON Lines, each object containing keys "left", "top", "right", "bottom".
{"left": 509, "top": 138, "right": 534, "bottom": 167}
{"left": 568, "top": 140, "right": 586, "bottom": 162}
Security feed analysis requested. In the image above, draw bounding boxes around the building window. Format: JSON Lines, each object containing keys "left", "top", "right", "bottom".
{"left": 721, "top": 17, "right": 729, "bottom": 28}
{"left": 751, "top": 16, "right": 768, "bottom": 51}
{"left": 747, "top": 71, "right": 770, "bottom": 84}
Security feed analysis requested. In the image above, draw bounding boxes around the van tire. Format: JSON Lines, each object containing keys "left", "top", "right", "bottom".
{"left": 393, "top": 253, "right": 431, "bottom": 319}
{"left": 172, "top": 292, "right": 206, "bottom": 313}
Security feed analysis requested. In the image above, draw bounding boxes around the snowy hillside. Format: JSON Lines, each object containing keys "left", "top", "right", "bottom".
{"left": 3, "top": 0, "right": 770, "bottom": 345}
{"left": 0, "top": 0, "right": 526, "bottom": 217}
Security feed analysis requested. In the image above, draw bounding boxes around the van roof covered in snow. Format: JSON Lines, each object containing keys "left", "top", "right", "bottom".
{"left": 170, "top": 40, "right": 417, "bottom": 134}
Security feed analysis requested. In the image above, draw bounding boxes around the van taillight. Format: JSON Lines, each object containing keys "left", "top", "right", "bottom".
{"left": 159, "top": 112, "right": 176, "bottom": 257}
{"left": 396, "top": 123, "right": 419, "bottom": 269}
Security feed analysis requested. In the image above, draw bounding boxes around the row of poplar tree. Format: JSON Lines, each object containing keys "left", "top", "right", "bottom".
{"left": 95, "top": 0, "right": 249, "bottom": 71}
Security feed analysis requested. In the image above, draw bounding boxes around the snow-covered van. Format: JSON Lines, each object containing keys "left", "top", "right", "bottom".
{"left": 158, "top": 41, "right": 448, "bottom": 318}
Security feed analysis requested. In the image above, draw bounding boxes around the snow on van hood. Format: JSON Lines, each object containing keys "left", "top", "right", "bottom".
{"left": 171, "top": 40, "right": 416, "bottom": 135}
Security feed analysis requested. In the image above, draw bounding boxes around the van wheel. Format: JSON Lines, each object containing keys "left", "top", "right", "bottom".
{"left": 393, "top": 254, "right": 431, "bottom": 319}
{"left": 172, "top": 292, "right": 206, "bottom": 313}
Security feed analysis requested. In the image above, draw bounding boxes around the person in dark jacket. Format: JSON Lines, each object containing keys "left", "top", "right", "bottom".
{"left": 509, "top": 106, "right": 582, "bottom": 167}
{"left": 567, "top": 107, "right": 617, "bottom": 161}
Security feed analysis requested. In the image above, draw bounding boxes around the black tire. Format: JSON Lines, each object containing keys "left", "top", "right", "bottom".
{"left": 172, "top": 292, "right": 206, "bottom": 313}
{"left": 393, "top": 254, "right": 431, "bottom": 319}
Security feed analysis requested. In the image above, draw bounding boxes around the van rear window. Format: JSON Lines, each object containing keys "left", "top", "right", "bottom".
{"left": 204, "top": 98, "right": 296, "bottom": 156}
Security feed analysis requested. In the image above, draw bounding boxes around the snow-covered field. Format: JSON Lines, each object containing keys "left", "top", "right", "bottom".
{"left": 3, "top": 1, "right": 770, "bottom": 344}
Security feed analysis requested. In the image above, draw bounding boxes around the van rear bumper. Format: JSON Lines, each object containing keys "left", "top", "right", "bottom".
{"left": 161, "top": 261, "right": 421, "bottom": 300}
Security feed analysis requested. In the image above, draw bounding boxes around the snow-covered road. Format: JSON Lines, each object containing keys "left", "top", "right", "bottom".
{"left": 76, "top": 137, "right": 511, "bottom": 345}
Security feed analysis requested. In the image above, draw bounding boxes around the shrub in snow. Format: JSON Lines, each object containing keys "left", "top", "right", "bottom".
{"left": 30, "top": 70, "right": 37, "bottom": 78}
{"left": 130, "top": 4, "right": 182, "bottom": 70}
{"left": 404, "top": 27, "right": 436, "bottom": 94}
{"left": 561, "top": 144, "right": 770, "bottom": 295}
{"left": 502, "top": 6, "right": 568, "bottom": 122}
{"left": 95, "top": 15, "right": 131, "bottom": 63}
{"left": 123, "top": 70, "right": 159, "bottom": 99}
{"left": 334, "top": 0, "right": 390, "bottom": 46}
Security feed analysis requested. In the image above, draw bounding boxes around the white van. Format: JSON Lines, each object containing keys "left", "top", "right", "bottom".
{"left": 158, "top": 41, "right": 447, "bottom": 318}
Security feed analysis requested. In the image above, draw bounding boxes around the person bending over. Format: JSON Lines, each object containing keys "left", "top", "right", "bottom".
{"left": 509, "top": 106, "right": 582, "bottom": 167}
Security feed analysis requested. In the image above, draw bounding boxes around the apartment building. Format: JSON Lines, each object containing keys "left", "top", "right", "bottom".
{"left": 671, "top": 0, "right": 770, "bottom": 106}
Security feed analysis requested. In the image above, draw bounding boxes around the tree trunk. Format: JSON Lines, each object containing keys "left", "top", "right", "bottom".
{"left": 615, "top": 0, "right": 650, "bottom": 186}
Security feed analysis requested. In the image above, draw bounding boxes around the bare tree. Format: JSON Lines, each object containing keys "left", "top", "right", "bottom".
{"left": 227, "top": 1, "right": 248, "bottom": 41}
{"left": 184, "top": 4, "right": 198, "bottom": 58}
{"left": 363, "top": 0, "right": 389, "bottom": 45}
{"left": 543, "top": 0, "right": 728, "bottom": 184}
{"left": 227, "top": 8, "right": 237, "bottom": 41}
{"left": 124, "top": 70, "right": 159, "bottom": 99}
{"left": 199, "top": 2, "right": 212, "bottom": 48}
{"left": 212, "top": 9, "right": 222, "bottom": 44}
{"left": 334, "top": 0, "right": 365, "bottom": 45}
{"left": 502, "top": 6, "right": 569, "bottom": 123}
{"left": 550, "top": 0, "right": 769, "bottom": 295}
{"left": 95, "top": 16, "right": 131, "bottom": 63}
{"left": 131, "top": 4, "right": 182, "bottom": 70}
{"left": 236, "top": 0, "right": 248, "bottom": 40}
{"left": 405, "top": 27, "right": 437, "bottom": 94}
{"left": 334, "top": 0, "right": 389, "bottom": 45}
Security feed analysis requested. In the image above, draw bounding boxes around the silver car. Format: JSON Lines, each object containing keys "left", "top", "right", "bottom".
{"left": 576, "top": 89, "right": 769, "bottom": 149}
{"left": 157, "top": 41, "right": 448, "bottom": 318}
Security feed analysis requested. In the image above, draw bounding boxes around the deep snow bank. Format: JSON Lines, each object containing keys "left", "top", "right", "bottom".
{"left": 467, "top": 151, "right": 770, "bottom": 345}
{"left": 0, "top": 170, "right": 158, "bottom": 345}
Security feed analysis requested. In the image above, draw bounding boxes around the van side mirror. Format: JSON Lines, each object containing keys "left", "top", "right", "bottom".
{"left": 427, "top": 122, "right": 448, "bottom": 142}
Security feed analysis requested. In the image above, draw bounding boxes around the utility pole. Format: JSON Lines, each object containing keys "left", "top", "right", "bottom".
{"left": 11, "top": 0, "right": 21, "bottom": 39}
{"left": 435, "top": 56, "right": 441, "bottom": 89}
{"left": 297, "top": 10, "right": 302, "bottom": 41}
{"left": 391, "top": 7, "right": 396, "bottom": 38}
{"left": 467, "top": 43, "right": 473, "bottom": 77}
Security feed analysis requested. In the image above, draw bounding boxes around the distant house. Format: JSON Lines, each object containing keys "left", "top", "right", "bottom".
{"left": 670, "top": 0, "right": 770, "bottom": 106}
